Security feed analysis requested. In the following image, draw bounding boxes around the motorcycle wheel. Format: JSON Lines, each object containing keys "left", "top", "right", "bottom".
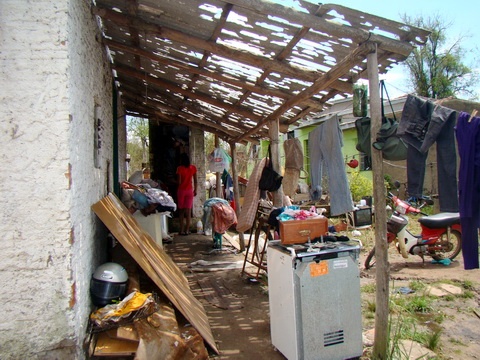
{"left": 364, "top": 247, "right": 376, "bottom": 269}
{"left": 431, "top": 229, "right": 462, "bottom": 261}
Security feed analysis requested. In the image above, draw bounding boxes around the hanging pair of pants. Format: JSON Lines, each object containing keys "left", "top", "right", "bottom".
{"left": 399, "top": 95, "right": 458, "bottom": 212}
{"left": 308, "top": 115, "right": 354, "bottom": 216}
{"left": 455, "top": 112, "right": 480, "bottom": 269}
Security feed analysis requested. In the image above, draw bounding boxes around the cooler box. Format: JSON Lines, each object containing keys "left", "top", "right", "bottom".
{"left": 279, "top": 217, "right": 328, "bottom": 244}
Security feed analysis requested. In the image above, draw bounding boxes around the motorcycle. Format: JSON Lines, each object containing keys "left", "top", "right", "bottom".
{"left": 364, "top": 193, "right": 462, "bottom": 269}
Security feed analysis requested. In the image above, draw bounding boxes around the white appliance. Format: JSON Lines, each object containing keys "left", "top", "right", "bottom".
{"left": 133, "top": 211, "right": 163, "bottom": 248}
{"left": 267, "top": 240, "right": 363, "bottom": 360}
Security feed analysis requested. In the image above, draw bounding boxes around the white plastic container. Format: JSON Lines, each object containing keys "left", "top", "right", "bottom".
{"left": 196, "top": 220, "right": 203, "bottom": 234}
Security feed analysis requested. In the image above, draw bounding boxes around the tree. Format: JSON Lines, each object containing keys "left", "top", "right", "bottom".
{"left": 127, "top": 116, "right": 149, "bottom": 169}
{"left": 126, "top": 140, "right": 144, "bottom": 175}
{"left": 401, "top": 14, "right": 478, "bottom": 100}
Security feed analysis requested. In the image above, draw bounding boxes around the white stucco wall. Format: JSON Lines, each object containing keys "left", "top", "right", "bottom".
{"left": 68, "top": 0, "right": 118, "bottom": 358}
{"left": 0, "top": 0, "right": 119, "bottom": 358}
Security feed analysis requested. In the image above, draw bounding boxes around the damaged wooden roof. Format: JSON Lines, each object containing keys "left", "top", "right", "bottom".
{"left": 91, "top": 0, "right": 430, "bottom": 143}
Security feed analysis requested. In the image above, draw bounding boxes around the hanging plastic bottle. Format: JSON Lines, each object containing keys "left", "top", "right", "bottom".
{"left": 353, "top": 84, "right": 368, "bottom": 117}
{"left": 196, "top": 220, "right": 203, "bottom": 234}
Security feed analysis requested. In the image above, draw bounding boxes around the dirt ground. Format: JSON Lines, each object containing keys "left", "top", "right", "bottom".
{"left": 165, "top": 229, "right": 480, "bottom": 360}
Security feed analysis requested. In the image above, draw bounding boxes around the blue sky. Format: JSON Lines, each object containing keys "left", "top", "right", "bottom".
{"left": 286, "top": 0, "right": 480, "bottom": 99}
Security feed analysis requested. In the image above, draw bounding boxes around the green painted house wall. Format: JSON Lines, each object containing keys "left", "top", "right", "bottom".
{"left": 260, "top": 122, "right": 373, "bottom": 203}
{"left": 261, "top": 125, "right": 373, "bottom": 185}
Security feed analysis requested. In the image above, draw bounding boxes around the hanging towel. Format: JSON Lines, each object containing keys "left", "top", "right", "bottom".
{"left": 237, "top": 158, "right": 266, "bottom": 232}
{"left": 283, "top": 138, "right": 303, "bottom": 197}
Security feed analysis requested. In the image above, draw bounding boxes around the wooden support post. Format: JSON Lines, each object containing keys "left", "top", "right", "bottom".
{"left": 268, "top": 119, "right": 284, "bottom": 207}
{"left": 368, "top": 45, "right": 389, "bottom": 359}
{"left": 230, "top": 141, "right": 245, "bottom": 251}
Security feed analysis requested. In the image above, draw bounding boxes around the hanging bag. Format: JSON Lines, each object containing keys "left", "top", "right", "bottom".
{"left": 355, "top": 81, "right": 408, "bottom": 161}
{"left": 373, "top": 81, "right": 408, "bottom": 161}
{"left": 259, "top": 145, "right": 283, "bottom": 192}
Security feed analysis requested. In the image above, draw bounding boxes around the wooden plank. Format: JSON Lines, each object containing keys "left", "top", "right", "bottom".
{"left": 91, "top": 193, "right": 219, "bottom": 354}
{"left": 107, "top": 325, "right": 139, "bottom": 342}
{"left": 93, "top": 331, "right": 138, "bottom": 356}
{"left": 222, "top": 231, "right": 240, "bottom": 250}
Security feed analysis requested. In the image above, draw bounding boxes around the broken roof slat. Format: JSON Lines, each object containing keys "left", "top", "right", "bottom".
{"left": 92, "top": 0, "right": 430, "bottom": 142}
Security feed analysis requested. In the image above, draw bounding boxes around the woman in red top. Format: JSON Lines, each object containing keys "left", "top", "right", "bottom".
{"left": 176, "top": 153, "right": 198, "bottom": 235}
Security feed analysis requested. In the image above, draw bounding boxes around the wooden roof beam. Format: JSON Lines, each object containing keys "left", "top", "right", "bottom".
{"left": 93, "top": 6, "right": 353, "bottom": 94}
{"left": 225, "top": 0, "right": 419, "bottom": 56}
{"left": 235, "top": 41, "right": 376, "bottom": 142}
{"left": 122, "top": 97, "right": 253, "bottom": 144}
{"left": 104, "top": 39, "right": 299, "bottom": 101}
{"left": 118, "top": 80, "right": 269, "bottom": 140}
{"left": 113, "top": 63, "right": 264, "bottom": 123}
{"left": 228, "top": 25, "right": 311, "bottom": 117}
{"left": 184, "top": 3, "right": 233, "bottom": 95}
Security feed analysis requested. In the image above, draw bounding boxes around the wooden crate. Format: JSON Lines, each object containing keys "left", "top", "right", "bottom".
{"left": 279, "top": 217, "right": 328, "bottom": 244}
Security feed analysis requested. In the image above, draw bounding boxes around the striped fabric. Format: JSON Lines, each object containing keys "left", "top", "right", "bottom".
{"left": 237, "top": 158, "right": 266, "bottom": 232}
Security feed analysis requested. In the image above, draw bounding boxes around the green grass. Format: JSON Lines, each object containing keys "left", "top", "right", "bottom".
{"left": 426, "top": 329, "right": 442, "bottom": 351}
{"left": 406, "top": 296, "right": 433, "bottom": 313}
{"left": 362, "top": 283, "right": 376, "bottom": 294}
{"left": 361, "top": 275, "right": 478, "bottom": 359}
{"left": 460, "top": 290, "right": 474, "bottom": 299}
{"left": 409, "top": 280, "right": 426, "bottom": 292}
{"left": 366, "top": 300, "right": 376, "bottom": 313}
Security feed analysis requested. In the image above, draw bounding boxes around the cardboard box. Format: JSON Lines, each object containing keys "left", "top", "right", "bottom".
{"left": 279, "top": 217, "right": 328, "bottom": 244}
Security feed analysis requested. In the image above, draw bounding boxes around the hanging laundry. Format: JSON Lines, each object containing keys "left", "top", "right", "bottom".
{"left": 221, "top": 169, "right": 234, "bottom": 201}
{"left": 455, "top": 111, "right": 480, "bottom": 270}
{"left": 208, "top": 148, "right": 232, "bottom": 173}
{"left": 282, "top": 138, "right": 303, "bottom": 198}
{"left": 398, "top": 94, "right": 458, "bottom": 212}
{"left": 211, "top": 202, "right": 237, "bottom": 234}
{"left": 308, "top": 115, "right": 354, "bottom": 216}
{"left": 237, "top": 158, "right": 266, "bottom": 232}
{"left": 202, "top": 197, "right": 229, "bottom": 236}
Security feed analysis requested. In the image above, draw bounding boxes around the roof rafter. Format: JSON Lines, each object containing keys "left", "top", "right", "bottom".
{"left": 236, "top": 41, "right": 377, "bottom": 142}
{"left": 93, "top": 6, "right": 353, "bottom": 93}
{"left": 92, "top": 0, "right": 430, "bottom": 143}
{"left": 104, "top": 39, "right": 319, "bottom": 107}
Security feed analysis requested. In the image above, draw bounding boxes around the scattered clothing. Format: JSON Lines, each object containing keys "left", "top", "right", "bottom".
{"left": 395, "top": 287, "right": 415, "bottom": 294}
{"left": 431, "top": 258, "right": 452, "bottom": 266}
